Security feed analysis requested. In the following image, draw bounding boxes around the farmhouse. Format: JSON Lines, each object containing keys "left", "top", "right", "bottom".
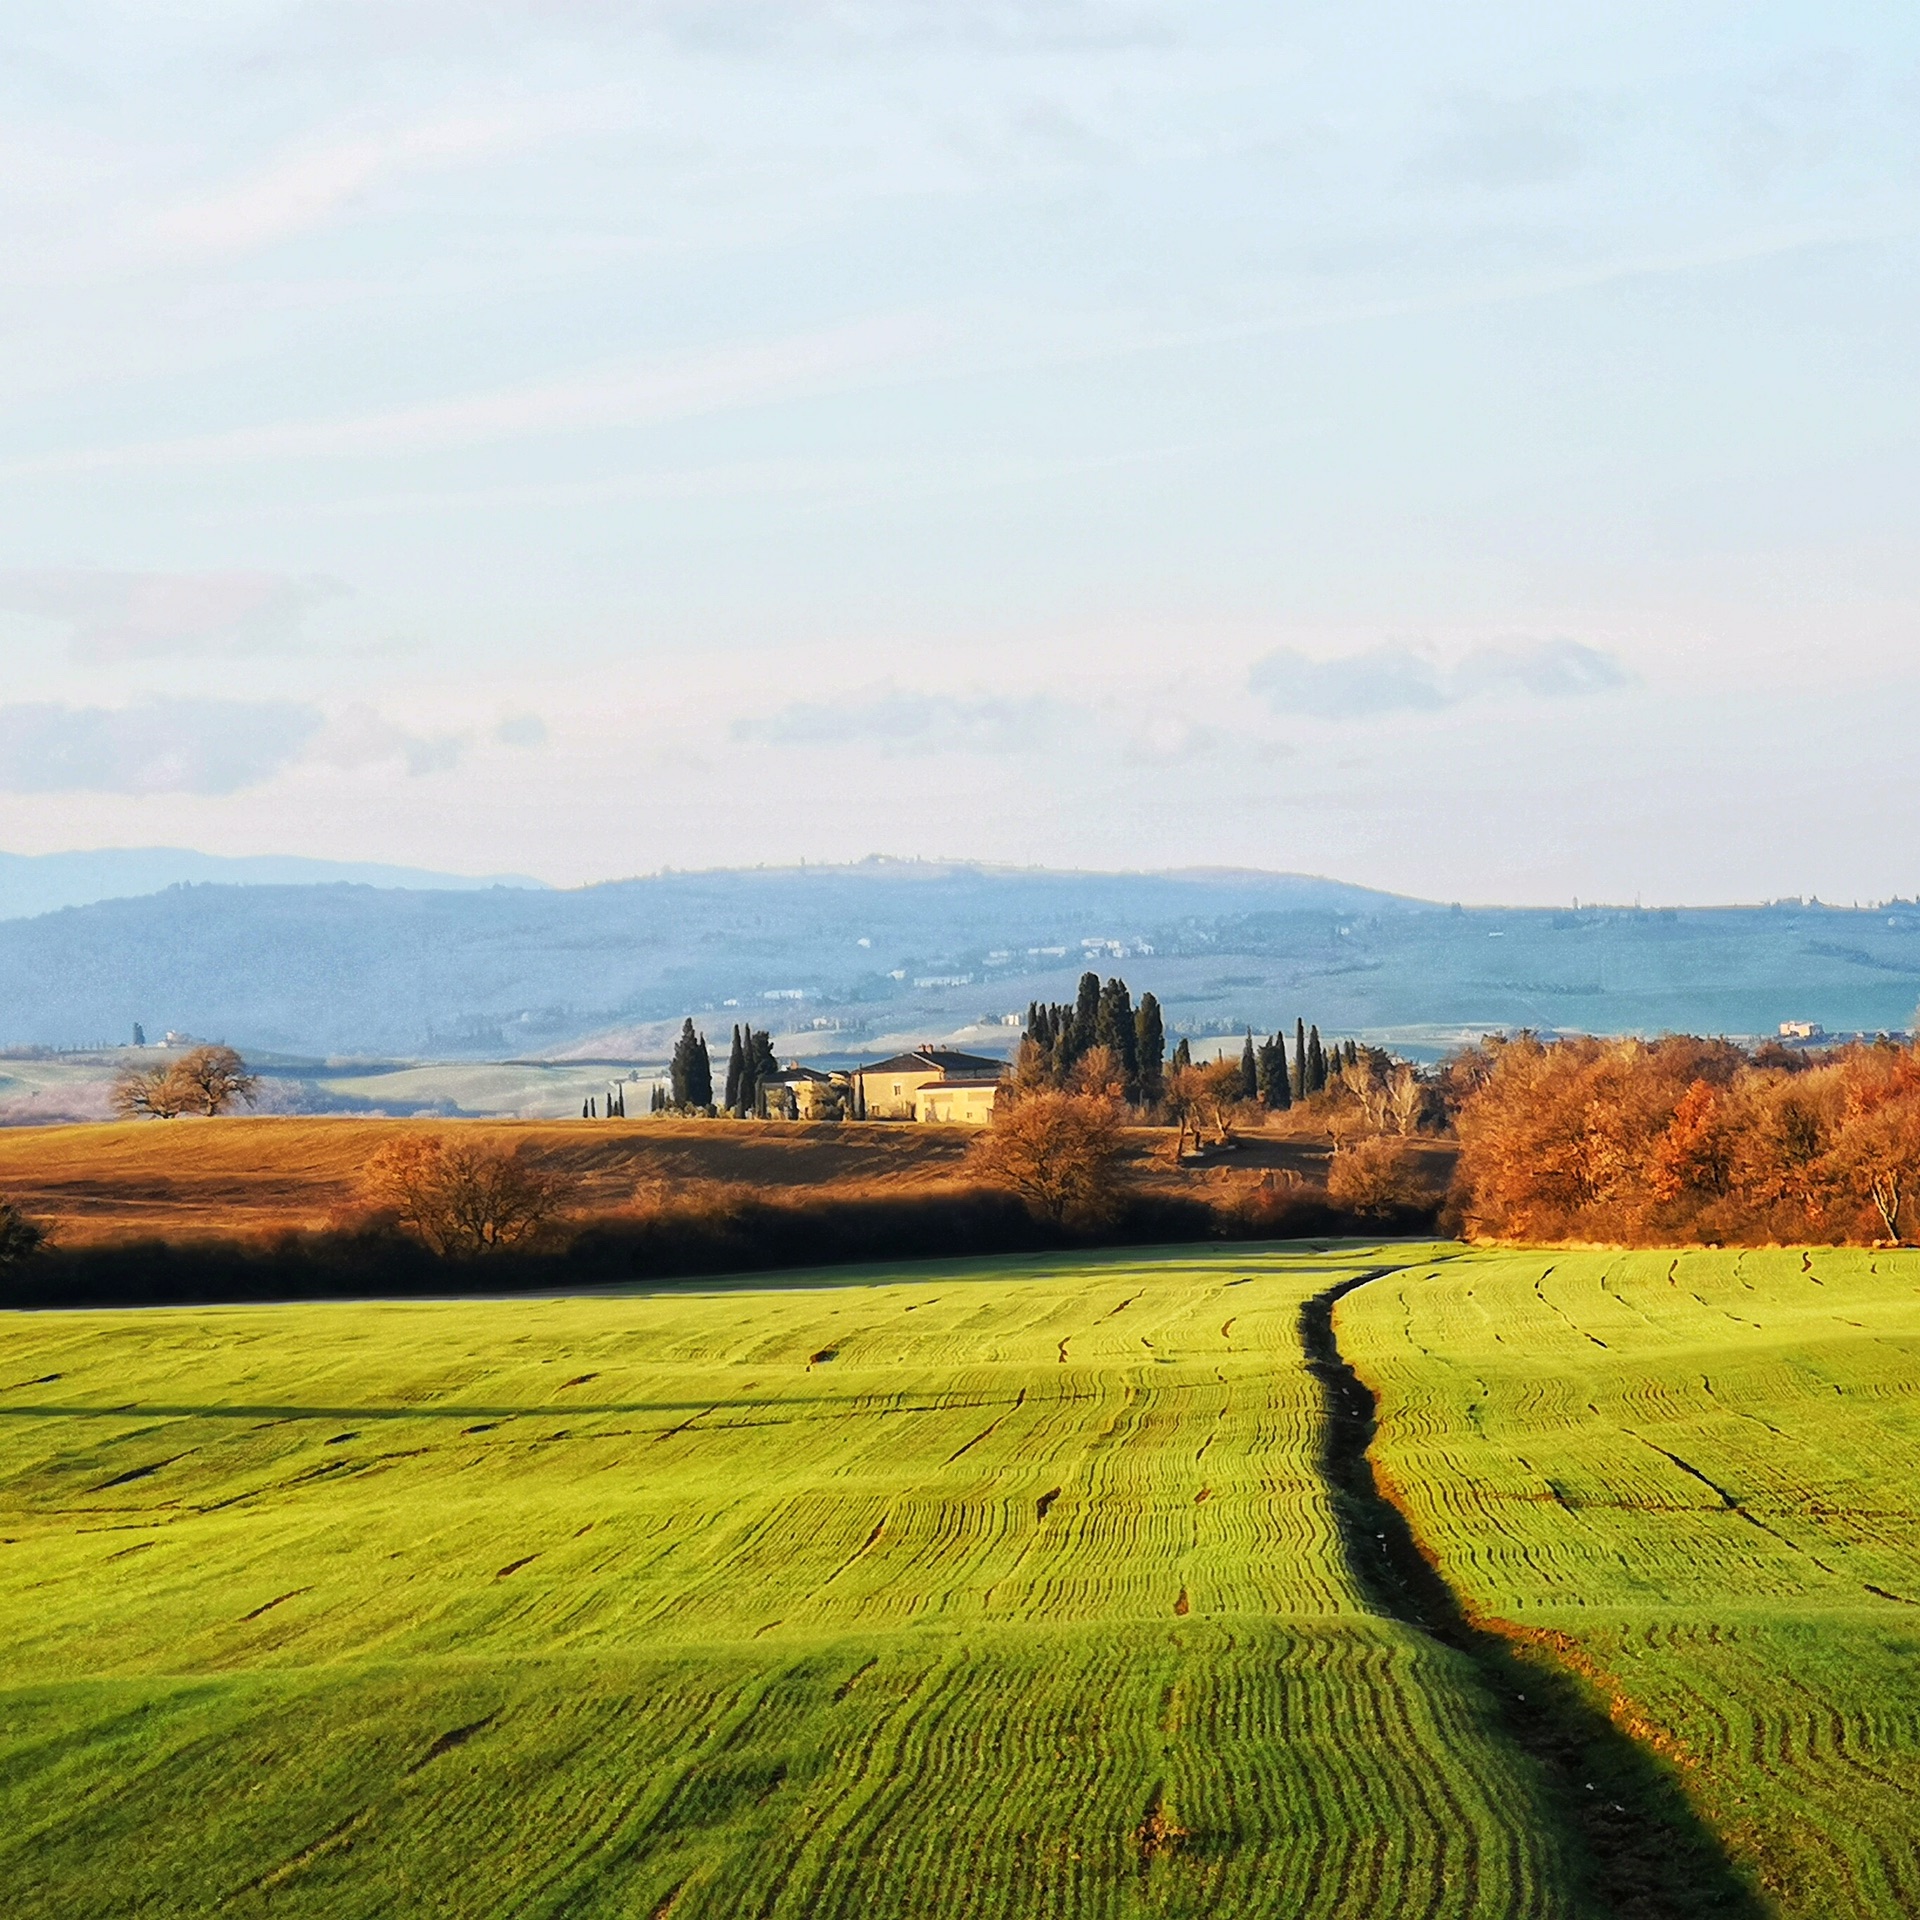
{"left": 757, "top": 1063, "right": 840, "bottom": 1120}
{"left": 854, "top": 1046, "right": 1008, "bottom": 1122}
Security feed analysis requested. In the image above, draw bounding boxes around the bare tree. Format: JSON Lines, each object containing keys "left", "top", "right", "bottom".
{"left": 112, "top": 1064, "right": 189, "bottom": 1120}
{"left": 362, "top": 1134, "right": 569, "bottom": 1256}
{"left": 112, "top": 1045, "right": 256, "bottom": 1120}
{"left": 1386, "top": 1064, "right": 1427, "bottom": 1136}
{"left": 969, "top": 1091, "right": 1128, "bottom": 1226}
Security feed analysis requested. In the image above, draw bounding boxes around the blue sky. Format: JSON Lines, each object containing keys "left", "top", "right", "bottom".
{"left": 2, "top": 2, "right": 1917, "bottom": 902}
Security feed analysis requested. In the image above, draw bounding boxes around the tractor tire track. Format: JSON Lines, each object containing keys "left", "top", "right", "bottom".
{"left": 1302, "top": 1269, "right": 1767, "bottom": 1920}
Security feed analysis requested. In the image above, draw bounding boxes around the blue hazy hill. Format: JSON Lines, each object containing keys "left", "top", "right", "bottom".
{"left": 0, "top": 857, "right": 1912, "bottom": 1059}
{"left": 0, "top": 848, "right": 546, "bottom": 922}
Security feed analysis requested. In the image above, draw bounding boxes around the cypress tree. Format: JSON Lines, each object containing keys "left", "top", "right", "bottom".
{"left": 724, "top": 1025, "right": 745, "bottom": 1112}
{"left": 1306, "top": 1024, "right": 1326, "bottom": 1095}
{"left": 1271, "top": 1031, "right": 1292, "bottom": 1110}
{"left": 744, "top": 1029, "right": 777, "bottom": 1115}
{"left": 1096, "top": 978, "right": 1139, "bottom": 1097}
{"left": 669, "top": 1020, "right": 692, "bottom": 1107}
{"left": 1293, "top": 1019, "right": 1308, "bottom": 1100}
{"left": 1239, "top": 1028, "right": 1258, "bottom": 1102}
{"left": 1255, "top": 1032, "right": 1281, "bottom": 1107}
{"left": 672, "top": 1020, "right": 712, "bottom": 1108}
{"left": 1069, "top": 971, "right": 1101, "bottom": 1066}
{"left": 1135, "top": 992, "right": 1166, "bottom": 1106}
{"left": 1171, "top": 1035, "right": 1192, "bottom": 1074}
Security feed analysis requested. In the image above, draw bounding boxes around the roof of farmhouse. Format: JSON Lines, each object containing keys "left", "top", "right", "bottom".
{"left": 860, "top": 1048, "right": 1009, "bottom": 1077}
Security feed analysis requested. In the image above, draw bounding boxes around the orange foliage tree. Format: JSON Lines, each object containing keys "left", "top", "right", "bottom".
{"left": 1452, "top": 1034, "right": 1920, "bottom": 1245}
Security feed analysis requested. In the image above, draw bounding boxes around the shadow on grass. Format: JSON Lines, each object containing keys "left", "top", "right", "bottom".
{"left": 1302, "top": 1273, "right": 1768, "bottom": 1920}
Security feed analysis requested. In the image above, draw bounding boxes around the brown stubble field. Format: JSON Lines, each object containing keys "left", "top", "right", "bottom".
{"left": 0, "top": 1116, "right": 1425, "bottom": 1246}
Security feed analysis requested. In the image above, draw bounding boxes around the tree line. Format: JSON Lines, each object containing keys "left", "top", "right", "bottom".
{"left": 1449, "top": 1032, "right": 1920, "bottom": 1244}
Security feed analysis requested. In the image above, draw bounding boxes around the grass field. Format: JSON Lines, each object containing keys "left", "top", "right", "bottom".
{"left": 1338, "top": 1249, "right": 1920, "bottom": 1918}
{"left": 0, "top": 1244, "right": 1598, "bottom": 1919}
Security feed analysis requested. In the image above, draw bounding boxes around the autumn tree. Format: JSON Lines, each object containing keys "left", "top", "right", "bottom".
{"left": 969, "top": 1090, "right": 1128, "bottom": 1225}
{"left": 112, "top": 1062, "right": 189, "bottom": 1120}
{"left": 1327, "top": 1137, "right": 1435, "bottom": 1218}
{"left": 171, "top": 1046, "right": 258, "bottom": 1117}
{"left": 1067, "top": 1042, "right": 1129, "bottom": 1105}
{"left": 362, "top": 1134, "right": 569, "bottom": 1256}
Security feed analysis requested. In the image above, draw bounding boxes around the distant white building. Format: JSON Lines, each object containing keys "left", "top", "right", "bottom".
{"left": 1778, "top": 1021, "right": 1825, "bottom": 1041}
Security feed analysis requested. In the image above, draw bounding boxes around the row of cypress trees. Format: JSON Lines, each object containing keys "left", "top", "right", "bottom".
{"left": 1024, "top": 973, "right": 1166, "bottom": 1105}
{"left": 722, "top": 1024, "right": 780, "bottom": 1115}
{"left": 1233, "top": 1019, "right": 1358, "bottom": 1108}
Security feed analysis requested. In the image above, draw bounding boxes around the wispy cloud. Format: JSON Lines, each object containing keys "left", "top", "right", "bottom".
{"left": 150, "top": 113, "right": 530, "bottom": 257}
{"left": 0, "top": 700, "right": 323, "bottom": 795}
{"left": 736, "top": 689, "right": 1067, "bottom": 753}
{"left": 5, "top": 314, "right": 948, "bottom": 477}
{"left": 0, "top": 568, "right": 344, "bottom": 660}
{"left": 1249, "top": 639, "right": 1632, "bottom": 721}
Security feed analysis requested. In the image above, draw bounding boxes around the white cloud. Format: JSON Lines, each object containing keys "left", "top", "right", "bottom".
{"left": 1249, "top": 640, "right": 1633, "bottom": 721}
{"left": 0, "top": 568, "right": 345, "bottom": 660}
{"left": 311, "top": 704, "right": 465, "bottom": 776}
{"left": 736, "top": 689, "right": 1067, "bottom": 753}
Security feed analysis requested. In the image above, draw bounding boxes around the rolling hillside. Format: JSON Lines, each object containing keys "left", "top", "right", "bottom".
{"left": 0, "top": 858, "right": 1916, "bottom": 1060}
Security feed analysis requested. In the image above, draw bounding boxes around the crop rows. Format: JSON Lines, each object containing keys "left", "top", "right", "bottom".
{"left": 0, "top": 1246, "right": 1586, "bottom": 1918}
{"left": 1339, "top": 1248, "right": 1920, "bottom": 1918}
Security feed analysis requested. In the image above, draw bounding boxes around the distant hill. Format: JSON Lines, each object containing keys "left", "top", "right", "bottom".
{"left": 0, "top": 857, "right": 1914, "bottom": 1060}
{"left": 0, "top": 847, "right": 546, "bottom": 922}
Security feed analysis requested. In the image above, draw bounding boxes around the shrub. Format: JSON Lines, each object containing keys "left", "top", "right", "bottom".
{"left": 1325, "top": 1137, "right": 1438, "bottom": 1218}
{"left": 0, "top": 1200, "right": 47, "bottom": 1270}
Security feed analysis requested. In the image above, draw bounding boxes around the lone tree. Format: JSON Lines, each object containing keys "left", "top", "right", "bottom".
{"left": 172, "top": 1045, "right": 258, "bottom": 1116}
{"left": 362, "top": 1135, "right": 568, "bottom": 1256}
{"left": 970, "top": 1090, "right": 1128, "bottom": 1226}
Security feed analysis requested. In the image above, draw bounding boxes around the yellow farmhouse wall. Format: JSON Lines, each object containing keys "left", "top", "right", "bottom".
{"left": 911, "top": 1082, "right": 1001, "bottom": 1126}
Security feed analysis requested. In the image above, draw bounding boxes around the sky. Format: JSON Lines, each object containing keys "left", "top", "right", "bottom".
{"left": 2, "top": 1, "right": 1918, "bottom": 904}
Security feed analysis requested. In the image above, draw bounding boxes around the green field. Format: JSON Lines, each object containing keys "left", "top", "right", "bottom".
{"left": 1339, "top": 1249, "right": 1920, "bottom": 1918}
{"left": 0, "top": 1245, "right": 1603, "bottom": 1919}
{"left": 5, "top": 1245, "right": 1915, "bottom": 1917}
